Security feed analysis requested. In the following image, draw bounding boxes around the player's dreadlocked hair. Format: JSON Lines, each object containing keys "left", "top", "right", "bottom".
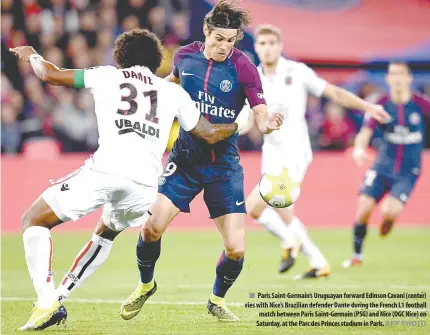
{"left": 113, "top": 29, "right": 163, "bottom": 72}
{"left": 204, "top": 0, "right": 251, "bottom": 40}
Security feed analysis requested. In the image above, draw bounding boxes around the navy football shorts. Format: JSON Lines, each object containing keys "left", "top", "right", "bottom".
{"left": 359, "top": 169, "right": 419, "bottom": 204}
{"left": 158, "top": 159, "right": 246, "bottom": 219}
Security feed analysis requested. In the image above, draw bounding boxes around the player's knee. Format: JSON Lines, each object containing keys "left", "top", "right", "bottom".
{"left": 21, "top": 209, "right": 38, "bottom": 232}
{"left": 356, "top": 197, "right": 374, "bottom": 223}
{"left": 95, "top": 226, "right": 121, "bottom": 241}
{"left": 381, "top": 207, "right": 398, "bottom": 222}
{"left": 141, "top": 225, "right": 163, "bottom": 242}
{"left": 21, "top": 210, "right": 31, "bottom": 232}
{"left": 248, "top": 207, "right": 261, "bottom": 220}
{"left": 247, "top": 201, "right": 263, "bottom": 220}
{"left": 224, "top": 246, "right": 245, "bottom": 261}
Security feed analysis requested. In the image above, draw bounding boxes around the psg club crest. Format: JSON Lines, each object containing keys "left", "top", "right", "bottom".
{"left": 220, "top": 80, "right": 233, "bottom": 92}
{"left": 409, "top": 112, "right": 421, "bottom": 125}
{"left": 285, "top": 76, "right": 292, "bottom": 85}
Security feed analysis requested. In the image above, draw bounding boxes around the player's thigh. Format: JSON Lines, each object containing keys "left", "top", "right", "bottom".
{"left": 262, "top": 146, "right": 308, "bottom": 180}
{"left": 42, "top": 166, "right": 111, "bottom": 223}
{"left": 213, "top": 213, "right": 246, "bottom": 260}
{"left": 246, "top": 184, "right": 267, "bottom": 219}
{"left": 141, "top": 193, "right": 181, "bottom": 240}
{"left": 389, "top": 173, "right": 419, "bottom": 205}
{"left": 22, "top": 196, "right": 63, "bottom": 232}
{"left": 158, "top": 160, "right": 203, "bottom": 213}
{"left": 204, "top": 167, "right": 246, "bottom": 219}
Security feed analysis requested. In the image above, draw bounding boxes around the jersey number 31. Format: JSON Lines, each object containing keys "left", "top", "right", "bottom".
{"left": 117, "top": 83, "right": 159, "bottom": 124}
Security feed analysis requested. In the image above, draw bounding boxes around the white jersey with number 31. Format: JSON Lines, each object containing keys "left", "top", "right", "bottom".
{"left": 83, "top": 65, "right": 200, "bottom": 186}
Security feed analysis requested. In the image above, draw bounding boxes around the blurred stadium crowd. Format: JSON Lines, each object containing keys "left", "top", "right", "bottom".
{"left": 1, "top": 0, "right": 429, "bottom": 155}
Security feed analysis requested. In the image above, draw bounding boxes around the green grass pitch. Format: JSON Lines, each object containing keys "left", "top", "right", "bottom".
{"left": 2, "top": 227, "right": 430, "bottom": 334}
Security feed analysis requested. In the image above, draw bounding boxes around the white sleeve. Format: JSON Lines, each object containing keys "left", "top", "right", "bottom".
{"left": 175, "top": 86, "right": 201, "bottom": 131}
{"left": 84, "top": 66, "right": 117, "bottom": 90}
{"left": 300, "top": 63, "right": 327, "bottom": 97}
{"left": 235, "top": 100, "right": 251, "bottom": 131}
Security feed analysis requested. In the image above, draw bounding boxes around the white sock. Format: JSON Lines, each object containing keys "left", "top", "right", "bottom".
{"left": 256, "top": 208, "right": 295, "bottom": 249}
{"left": 290, "top": 217, "right": 328, "bottom": 269}
{"left": 23, "top": 226, "right": 56, "bottom": 308}
{"left": 56, "top": 234, "right": 113, "bottom": 301}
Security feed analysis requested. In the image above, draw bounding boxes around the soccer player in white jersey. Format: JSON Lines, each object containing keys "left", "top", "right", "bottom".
{"left": 10, "top": 29, "right": 247, "bottom": 331}
{"left": 240, "top": 25, "right": 390, "bottom": 279}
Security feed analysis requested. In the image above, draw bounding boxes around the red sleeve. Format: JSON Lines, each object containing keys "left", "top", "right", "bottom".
{"left": 236, "top": 54, "right": 266, "bottom": 108}
{"left": 412, "top": 92, "right": 430, "bottom": 117}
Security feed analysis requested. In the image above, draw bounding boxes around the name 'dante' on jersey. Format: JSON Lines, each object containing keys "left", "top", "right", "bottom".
{"left": 115, "top": 69, "right": 160, "bottom": 139}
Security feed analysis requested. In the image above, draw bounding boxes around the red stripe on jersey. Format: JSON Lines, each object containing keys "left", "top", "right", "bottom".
{"left": 393, "top": 104, "right": 405, "bottom": 173}
{"left": 203, "top": 61, "right": 216, "bottom": 163}
{"left": 46, "top": 238, "right": 53, "bottom": 282}
{"left": 204, "top": 60, "right": 213, "bottom": 93}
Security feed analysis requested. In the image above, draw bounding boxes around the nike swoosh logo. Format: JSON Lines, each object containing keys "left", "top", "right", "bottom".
{"left": 236, "top": 200, "right": 245, "bottom": 206}
{"left": 120, "top": 308, "right": 139, "bottom": 318}
{"left": 181, "top": 71, "right": 194, "bottom": 76}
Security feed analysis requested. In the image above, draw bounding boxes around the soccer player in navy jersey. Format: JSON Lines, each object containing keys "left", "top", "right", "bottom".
{"left": 343, "top": 62, "right": 430, "bottom": 268}
{"left": 120, "top": 0, "right": 284, "bottom": 322}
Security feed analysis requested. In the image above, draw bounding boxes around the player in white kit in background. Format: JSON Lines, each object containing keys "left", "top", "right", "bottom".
{"left": 10, "top": 29, "right": 245, "bottom": 331}
{"left": 239, "top": 25, "right": 390, "bottom": 279}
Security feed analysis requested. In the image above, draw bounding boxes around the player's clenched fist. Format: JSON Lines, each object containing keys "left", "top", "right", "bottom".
{"left": 9, "top": 46, "right": 37, "bottom": 62}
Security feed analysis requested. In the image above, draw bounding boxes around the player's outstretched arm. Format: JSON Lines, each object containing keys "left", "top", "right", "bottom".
{"left": 9, "top": 46, "right": 75, "bottom": 87}
{"left": 323, "top": 84, "right": 390, "bottom": 123}
{"left": 352, "top": 126, "right": 374, "bottom": 166}
{"left": 252, "top": 104, "right": 283, "bottom": 134}
{"left": 189, "top": 115, "right": 239, "bottom": 144}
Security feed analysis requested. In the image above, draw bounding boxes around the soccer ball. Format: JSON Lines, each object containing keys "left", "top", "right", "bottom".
{"left": 259, "top": 168, "right": 301, "bottom": 208}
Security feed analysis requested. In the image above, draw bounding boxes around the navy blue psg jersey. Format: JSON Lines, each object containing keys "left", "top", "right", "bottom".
{"left": 365, "top": 93, "right": 430, "bottom": 175}
{"left": 170, "top": 41, "right": 266, "bottom": 165}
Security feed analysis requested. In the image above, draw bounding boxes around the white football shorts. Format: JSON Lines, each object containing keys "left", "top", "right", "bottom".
{"left": 42, "top": 165, "right": 157, "bottom": 232}
{"left": 261, "top": 145, "right": 310, "bottom": 182}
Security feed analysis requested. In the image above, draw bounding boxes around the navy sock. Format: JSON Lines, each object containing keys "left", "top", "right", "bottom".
{"left": 212, "top": 251, "right": 244, "bottom": 298}
{"left": 353, "top": 222, "right": 367, "bottom": 255}
{"left": 136, "top": 233, "right": 161, "bottom": 284}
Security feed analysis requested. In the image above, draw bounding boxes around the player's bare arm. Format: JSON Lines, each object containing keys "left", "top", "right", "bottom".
{"left": 9, "top": 46, "right": 75, "bottom": 87}
{"left": 352, "top": 127, "right": 373, "bottom": 166}
{"left": 323, "top": 83, "right": 390, "bottom": 123}
{"left": 252, "top": 104, "right": 283, "bottom": 134}
{"left": 189, "top": 115, "right": 238, "bottom": 144}
{"left": 165, "top": 73, "right": 181, "bottom": 84}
